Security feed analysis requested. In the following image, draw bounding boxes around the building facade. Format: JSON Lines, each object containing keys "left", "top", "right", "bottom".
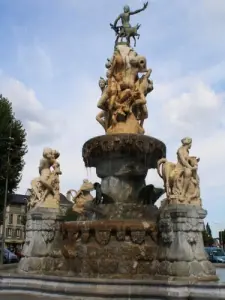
{"left": 0, "top": 193, "right": 72, "bottom": 252}
{"left": 0, "top": 194, "right": 27, "bottom": 251}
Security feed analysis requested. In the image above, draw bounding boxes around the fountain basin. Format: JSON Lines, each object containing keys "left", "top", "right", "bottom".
{"left": 82, "top": 134, "right": 166, "bottom": 204}
{"left": 82, "top": 134, "right": 166, "bottom": 177}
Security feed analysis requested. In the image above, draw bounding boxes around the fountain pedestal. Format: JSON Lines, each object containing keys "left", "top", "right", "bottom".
{"left": 156, "top": 204, "right": 218, "bottom": 280}
{"left": 60, "top": 133, "right": 166, "bottom": 278}
{"left": 83, "top": 134, "right": 166, "bottom": 216}
{"left": 18, "top": 207, "right": 66, "bottom": 274}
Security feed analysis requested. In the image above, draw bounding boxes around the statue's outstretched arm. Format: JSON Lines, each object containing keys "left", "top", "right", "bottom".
{"left": 145, "top": 68, "right": 152, "bottom": 78}
{"left": 130, "top": 2, "right": 148, "bottom": 15}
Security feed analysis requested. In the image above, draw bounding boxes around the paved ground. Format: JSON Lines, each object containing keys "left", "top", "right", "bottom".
{"left": 0, "top": 295, "right": 58, "bottom": 299}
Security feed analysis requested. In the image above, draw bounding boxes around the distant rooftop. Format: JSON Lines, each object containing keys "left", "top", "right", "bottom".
{"left": 8, "top": 193, "right": 71, "bottom": 206}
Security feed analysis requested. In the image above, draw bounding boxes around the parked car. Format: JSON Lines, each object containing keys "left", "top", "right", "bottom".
{"left": 205, "top": 247, "right": 225, "bottom": 263}
{"left": 3, "top": 248, "right": 19, "bottom": 264}
{"left": 15, "top": 250, "right": 24, "bottom": 261}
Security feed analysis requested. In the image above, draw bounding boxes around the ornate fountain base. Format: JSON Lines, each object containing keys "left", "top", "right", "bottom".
{"left": 61, "top": 219, "right": 158, "bottom": 279}
{"left": 156, "top": 204, "right": 218, "bottom": 281}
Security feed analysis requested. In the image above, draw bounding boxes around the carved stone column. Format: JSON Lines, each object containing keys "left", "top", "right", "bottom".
{"left": 155, "top": 204, "right": 218, "bottom": 281}
{"left": 18, "top": 207, "right": 67, "bottom": 274}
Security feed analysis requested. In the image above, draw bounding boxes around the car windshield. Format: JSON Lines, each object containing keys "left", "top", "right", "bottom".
{"left": 212, "top": 249, "right": 225, "bottom": 256}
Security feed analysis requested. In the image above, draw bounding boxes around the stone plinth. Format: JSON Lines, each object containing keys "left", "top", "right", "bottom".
{"left": 61, "top": 220, "right": 158, "bottom": 279}
{"left": 1, "top": 273, "right": 225, "bottom": 299}
{"left": 18, "top": 207, "right": 66, "bottom": 275}
{"left": 156, "top": 204, "right": 218, "bottom": 281}
{"left": 82, "top": 134, "right": 166, "bottom": 206}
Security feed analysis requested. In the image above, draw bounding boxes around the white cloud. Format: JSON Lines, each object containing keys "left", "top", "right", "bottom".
{"left": 1, "top": 0, "right": 225, "bottom": 236}
{"left": 0, "top": 73, "right": 66, "bottom": 145}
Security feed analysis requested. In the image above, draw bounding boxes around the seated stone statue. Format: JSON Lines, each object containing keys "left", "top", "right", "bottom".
{"left": 157, "top": 137, "right": 201, "bottom": 206}
{"left": 28, "top": 147, "right": 62, "bottom": 210}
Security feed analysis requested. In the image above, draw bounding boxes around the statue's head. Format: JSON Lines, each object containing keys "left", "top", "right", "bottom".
{"left": 181, "top": 137, "right": 192, "bottom": 149}
{"left": 123, "top": 5, "right": 130, "bottom": 13}
{"left": 99, "top": 77, "right": 106, "bottom": 89}
{"left": 80, "top": 179, "right": 94, "bottom": 192}
{"left": 147, "top": 79, "right": 154, "bottom": 93}
{"left": 189, "top": 156, "right": 200, "bottom": 168}
{"left": 53, "top": 162, "right": 62, "bottom": 175}
{"left": 43, "top": 147, "right": 53, "bottom": 159}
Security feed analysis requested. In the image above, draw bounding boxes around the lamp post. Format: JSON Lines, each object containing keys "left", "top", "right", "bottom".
{"left": 21, "top": 189, "right": 31, "bottom": 246}
{"left": 0, "top": 127, "right": 14, "bottom": 264}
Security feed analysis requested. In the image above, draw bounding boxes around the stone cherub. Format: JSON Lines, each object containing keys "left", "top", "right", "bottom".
{"left": 71, "top": 179, "right": 95, "bottom": 214}
{"left": 28, "top": 147, "right": 62, "bottom": 210}
{"left": 157, "top": 137, "right": 201, "bottom": 206}
{"left": 110, "top": 2, "right": 148, "bottom": 47}
{"left": 132, "top": 68, "right": 153, "bottom": 128}
{"left": 69, "top": 180, "right": 106, "bottom": 219}
{"left": 96, "top": 77, "right": 110, "bottom": 130}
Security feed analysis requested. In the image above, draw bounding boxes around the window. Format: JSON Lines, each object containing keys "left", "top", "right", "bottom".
{"left": 8, "top": 214, "right": 13, "bottom": 224}
{"left": 16, "top": 229, "right": 21, "bottom": 238}
{"left": 7, "top": 228, "right": 12, "bottom": 236}
{"left": 17, "top": 215, "right": 21, "bottom": 225}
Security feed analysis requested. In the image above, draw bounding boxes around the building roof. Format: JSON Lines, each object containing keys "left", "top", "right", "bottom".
{"left": 8, "top": 194, "right": 27, "bottom": 205}
{"left": 8, "top": 193, "right": 71, "bottom": 206}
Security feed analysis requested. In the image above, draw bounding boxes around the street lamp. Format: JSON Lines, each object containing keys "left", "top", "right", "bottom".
{"left": 24, "top": 188, "right": 31, "bottom": 216}
{"left": 0, "top": 128, "right": 14, "bottom": 264}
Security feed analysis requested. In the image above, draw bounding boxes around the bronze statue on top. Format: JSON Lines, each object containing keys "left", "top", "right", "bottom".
{"left": 110, "top": 2, "right": 148, "bottom": 47}
{"left": 96, "top": 2, "right": 152, "bottom": 135}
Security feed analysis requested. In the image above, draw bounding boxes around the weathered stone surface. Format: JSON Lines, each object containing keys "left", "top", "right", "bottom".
{"left": 18, "top": 207, "right": 65, "bottom": 274}
{"left": 83, "top": 134, "right": 166, "bottom": 170}
{"left": 0, "top": 273, "right": 224, "bottom": 299}
{"left": 156, "top": 204, "right": 218, "bottom": 280}
{"left": 61, "top": 219, "right": 158, "bottom": 278}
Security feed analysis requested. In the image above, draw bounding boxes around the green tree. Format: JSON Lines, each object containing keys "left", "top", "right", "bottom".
{"left": 219, "top": 230, "right": 225, "bottom": 247}
{"left": 0, "top": 95, "right": 27, "bottom": 215}
{"left": 202, "top": 222, "right": 214, "bottom": 246}
{"left": 206, "top": 222, "right": 212, "bottom": 237}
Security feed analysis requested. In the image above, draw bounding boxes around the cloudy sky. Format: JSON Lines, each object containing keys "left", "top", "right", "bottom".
{"left": 0, "top": 0, "right": 224, "bottom": 235}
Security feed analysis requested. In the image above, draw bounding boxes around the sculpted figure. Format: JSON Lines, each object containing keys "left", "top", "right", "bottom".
{"left": 110, "top": 2, "right": 148, "bottom": 47}
{"left": 157, "top": 138, "right": 201, "bottom": 205}
{"left": 28, "top": 148, "right": 61, "bottom": 210}
{"left": 96, "top": 77, "right": 109, "bottom": 130}
{"left": 132, "top": 68, "right": 153, "bottom": 128}
{"left": 50, "top": 161, "right": 62, "bottom": 204}
{"left": 96, "top": 30, "right": 153, "bottom": 134}
{"left": 72, "top": 179, "right": 94, "bottom": 214}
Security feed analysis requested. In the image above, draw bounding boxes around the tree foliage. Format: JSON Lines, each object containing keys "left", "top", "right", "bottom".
{"left": 206, "top": 222, "right": 212, "bottom": 237}
{"left": 202, "top": 222, "right": 214, "bottom": 246}
{"left": 219, "top": 230, "right": 225, "bottom": 247}
{"left": 0, "top": 95, "right": 27, "bottom": 213}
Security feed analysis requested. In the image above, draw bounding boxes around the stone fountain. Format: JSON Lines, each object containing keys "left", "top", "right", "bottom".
{"left": 60, "top": 3, "right": 216, "bottom": 280}
{"left": 15, "top": 2, "right": 219, "bottom": 298}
